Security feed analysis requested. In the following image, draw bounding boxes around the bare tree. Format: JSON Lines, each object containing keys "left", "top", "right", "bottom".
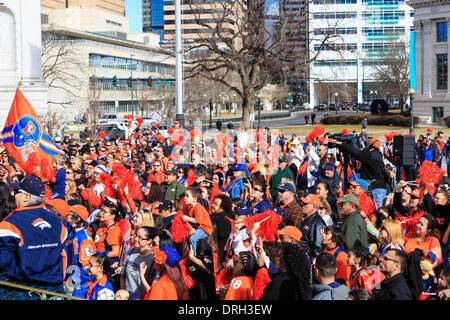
{"left": 183, "top": 0, "right": 341, "bottom": 128}
{"left": 41, "top": 26, "right": 85, "bottom": 108}
{"left": 39, "top": 110, "right": 65, "bottom": 140}
{"left": 369, "top": 42, "right": 410, "bottom": 112}
{"left": 85, "top": 76, "right": 104, "bottom": 135}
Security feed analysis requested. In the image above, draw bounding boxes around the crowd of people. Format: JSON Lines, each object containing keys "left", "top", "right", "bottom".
{"left": 0, "top": 119, "right": 449, "bottom": 301}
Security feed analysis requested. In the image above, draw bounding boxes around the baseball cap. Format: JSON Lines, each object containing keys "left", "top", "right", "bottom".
{"left": 233, "top": 164, "right": 245, "bottom": 171}
{"left": 276, "top": 182, "right": 295, "bottom": 193}
{"left": 44, "top": 198, "right": 71, "bottom": 218}
{"left": 325, "top": 162, "right": 336, "bottom": 172}
{"left": 10, "top": 175, "right": 45, "bottom": 197}
{"left": 157, "top": 200, "right": 173, "bottom": 211}
{"left": 349, "top": 178, "right": 369, "bottom": 191}
{"left": 368, "top": 138, "right": 381, "bottom": 149}
{"left": 408, "top": 189, "right": 423, "bottom": 199}
{"left": 278, "top": 226, "right": 303, "bottom": 242}
{"left": 87, "top": 160, "right": 98, "bottom": 168}
{"left": 70, "top": 204, "right": 90, "bottom": 221}
{"left": 279, "top": 155, "right": 288, "bottom": 163}
{"left": 338, "top": 193, "right": 360, "bottom": 206}
{"left": 300, "top": 194, "right": 321, "bottom": 207}
{"left": 94, "top": 165, "right": 107, "bottom": 174}
{"left": 165, "top": 168, "right": 178, "bottom": 176}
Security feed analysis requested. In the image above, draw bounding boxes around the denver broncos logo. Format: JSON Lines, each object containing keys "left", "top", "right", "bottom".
{"left": 32, "top": 218, "right": 51, "bottom": 230}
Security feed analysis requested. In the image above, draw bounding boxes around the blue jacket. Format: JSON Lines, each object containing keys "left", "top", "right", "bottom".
{"left": 235, "top": 200, "right": 272, "bottom": 216}
{"left": 51, "top": 168, "right": 66, "bottom": 200}
{"left": 81, "top": 274, "right": 115, "bottom": 300}
{"left": 0, "top": 204, "right": 75, "bottom": 284}
{"left": 227, "top": 176, "right": 245, "bottom": 200}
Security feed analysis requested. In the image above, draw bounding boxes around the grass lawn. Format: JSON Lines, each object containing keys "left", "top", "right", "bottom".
{"left": 271, "top": 125, "right": 450, "bottom": 140}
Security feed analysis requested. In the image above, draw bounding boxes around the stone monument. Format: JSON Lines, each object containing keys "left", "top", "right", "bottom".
{"left": 0, "top": 0, "right": 48, "bottom": 127}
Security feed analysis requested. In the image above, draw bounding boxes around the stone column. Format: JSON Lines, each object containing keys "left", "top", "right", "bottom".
{"left": 421, "top": 19, "right": 433, "bottom": 98}
{"left": 446, "top": 17, "right": 450, "bottom": 97}
{"left": 414, "top": 20, "right": 422, "bottom": 96}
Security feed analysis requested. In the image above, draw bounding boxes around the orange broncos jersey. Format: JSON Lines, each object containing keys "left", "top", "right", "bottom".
{"left": 225, "top": 276, "right": 254, "bottom": 300}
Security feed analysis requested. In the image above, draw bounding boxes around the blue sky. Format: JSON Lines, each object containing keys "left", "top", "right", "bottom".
{"left": 125, "top": 0, "right": 142, "bottom": 34}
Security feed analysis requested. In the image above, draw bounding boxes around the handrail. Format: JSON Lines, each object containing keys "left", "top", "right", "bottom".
{"left": 0, "top": 280, "right": 87, "bottom": 300}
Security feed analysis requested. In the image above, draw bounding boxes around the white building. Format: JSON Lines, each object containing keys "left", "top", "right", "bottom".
{"left": 40, "top": 6, "right": 175, "bottom": 123}
{"left": 309, "top": 0, "right": 415, "bottom": 107}
{"left": 0, "top": 0, "right": 48, "bottom": 128}
{"left": 408, "top": 0, "right": 450, "bottom": 124}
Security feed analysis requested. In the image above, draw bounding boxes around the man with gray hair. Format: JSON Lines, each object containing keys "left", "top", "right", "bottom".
{"left": 0, "top": 175, "right": 74, "bottom": 288}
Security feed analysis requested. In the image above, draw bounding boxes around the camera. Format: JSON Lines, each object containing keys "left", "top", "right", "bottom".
{"left": 327, "top": 132, "right": 359, "bottom": 148}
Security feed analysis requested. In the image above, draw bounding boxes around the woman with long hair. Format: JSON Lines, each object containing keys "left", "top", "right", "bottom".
{"left": 259, "top": 242, "right": 313, "bottom": 300}
{"left": 143, "top": 182, "right": 163, "bottom": 214}
{"left": 316, "top": 181, "right": 338, "bottom": 223}
{"left": 120, "top": 226, "right": 158, "bottom": 300}
{"left": 318, "top": 197, "right": 333, "bottom": 227}
{"left": 347, "top": 240, "right": 378, "bottom": 294}
{"left": 65, "top": 179, "right": 77, "bottom": 200}
{"left": 376, "top": 219, "right": 405, "bottom": 259}
{"left": 237, "top": 183, "right": 272, "bottom": 216}
{"left": 404, "top": 215, "right": 442, "bottom": 290}
{"left": 143, "top": 245, "right": 190, "bottom": 300}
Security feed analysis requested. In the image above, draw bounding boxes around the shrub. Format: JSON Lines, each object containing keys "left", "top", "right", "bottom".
{"left": 320, "top": 114, "right": 419, "bottom": 127}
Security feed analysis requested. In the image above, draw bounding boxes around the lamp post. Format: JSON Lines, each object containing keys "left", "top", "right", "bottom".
{"left": 334, "top": 92, "right": 338, "bottom": 114}
{"left": 233, "top": 93, "right": 237, "bottom": 118}
{"left": 175, "top": 0, "right": 184, "bottom": 127}
{"left": 209, "top": 98, "right": 213, "bottom": 129}
{"left": 409, "top": 88, "right": 415, "bottom": 136}
{"left": 257, "top": 94, "right": 261, "bottom": 130}
{"left": 130, "top": 54, "right": 135, "bottom": 117}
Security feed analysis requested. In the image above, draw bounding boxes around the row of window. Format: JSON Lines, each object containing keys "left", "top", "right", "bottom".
{"left": 313, "top": 12, "right": 357, "bottom": 19}
{"left": 362, "top": 11, "right": 405, "bottom": 20}
{"left": 313, "top": 59, "right": 357, "bottom": 66}
{"left": 88, "top": 54, "right": 174, "bottom": 75}
{"left": 89, "top": 78, "right": 174, "bottom": 91}
{"left": 313, "top": 0, "right": 357, "bottom": 4}
{"left": 362, "top": 42, "right": 403, "bottom": 51}
{"left": 363, "top": 26, "right": 405, "bottom": 36}
{"left": 94, "top": 101, "right": 141, "bottom": 113}
{"left": 314, "top": 27, "right": 357, "bottom": 35}
{"left": 314, "top": 43, "right": 357, "bottom": 51}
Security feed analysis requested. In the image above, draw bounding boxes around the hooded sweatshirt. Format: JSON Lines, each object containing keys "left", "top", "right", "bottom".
{"left": 312, "top": 282, "right": 350, "bottom": 300}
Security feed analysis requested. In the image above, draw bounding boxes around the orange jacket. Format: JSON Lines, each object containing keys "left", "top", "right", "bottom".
{"left": 144, "top": 274, "right": 178, "bottom": 300}
{"left": 188, "top": 203, "right": 213, "bottom": 235}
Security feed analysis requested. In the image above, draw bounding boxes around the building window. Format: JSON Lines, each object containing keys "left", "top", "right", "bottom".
{"left": 432, "top": 107, "right": 444, "bottom": 123}
{"left": 436, "top": 54, "right": 448, "bottom": 90}
{"left": 437, "top": 21, "right": 447, "bottom": 42}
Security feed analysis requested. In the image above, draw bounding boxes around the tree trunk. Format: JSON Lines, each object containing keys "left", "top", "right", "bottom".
{"left": 399, "top": 96, "right": 405, "bottom": 113}
{"left": 242, "top": 93, "right": 251, "bottom": 129}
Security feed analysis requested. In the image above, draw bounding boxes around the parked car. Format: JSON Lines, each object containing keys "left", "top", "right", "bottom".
{"left": 98, "top": 123, "right": 126, "bottom": 139}
{"left": 98, "top": 114, "right": 122, "bottom": 124}
{"left": 316, "top": 104, "right": 327, "bottom": 111}
{"left": 328, "top": 103, "right": 338, "bottom": 111}
{"left": 302, "top": 103, "right": 314, "bottom": 110}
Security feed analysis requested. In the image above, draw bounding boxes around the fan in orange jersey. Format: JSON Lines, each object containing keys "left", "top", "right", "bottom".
{"left": 225, "top": 251, "right": 258, "bottom": 300}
